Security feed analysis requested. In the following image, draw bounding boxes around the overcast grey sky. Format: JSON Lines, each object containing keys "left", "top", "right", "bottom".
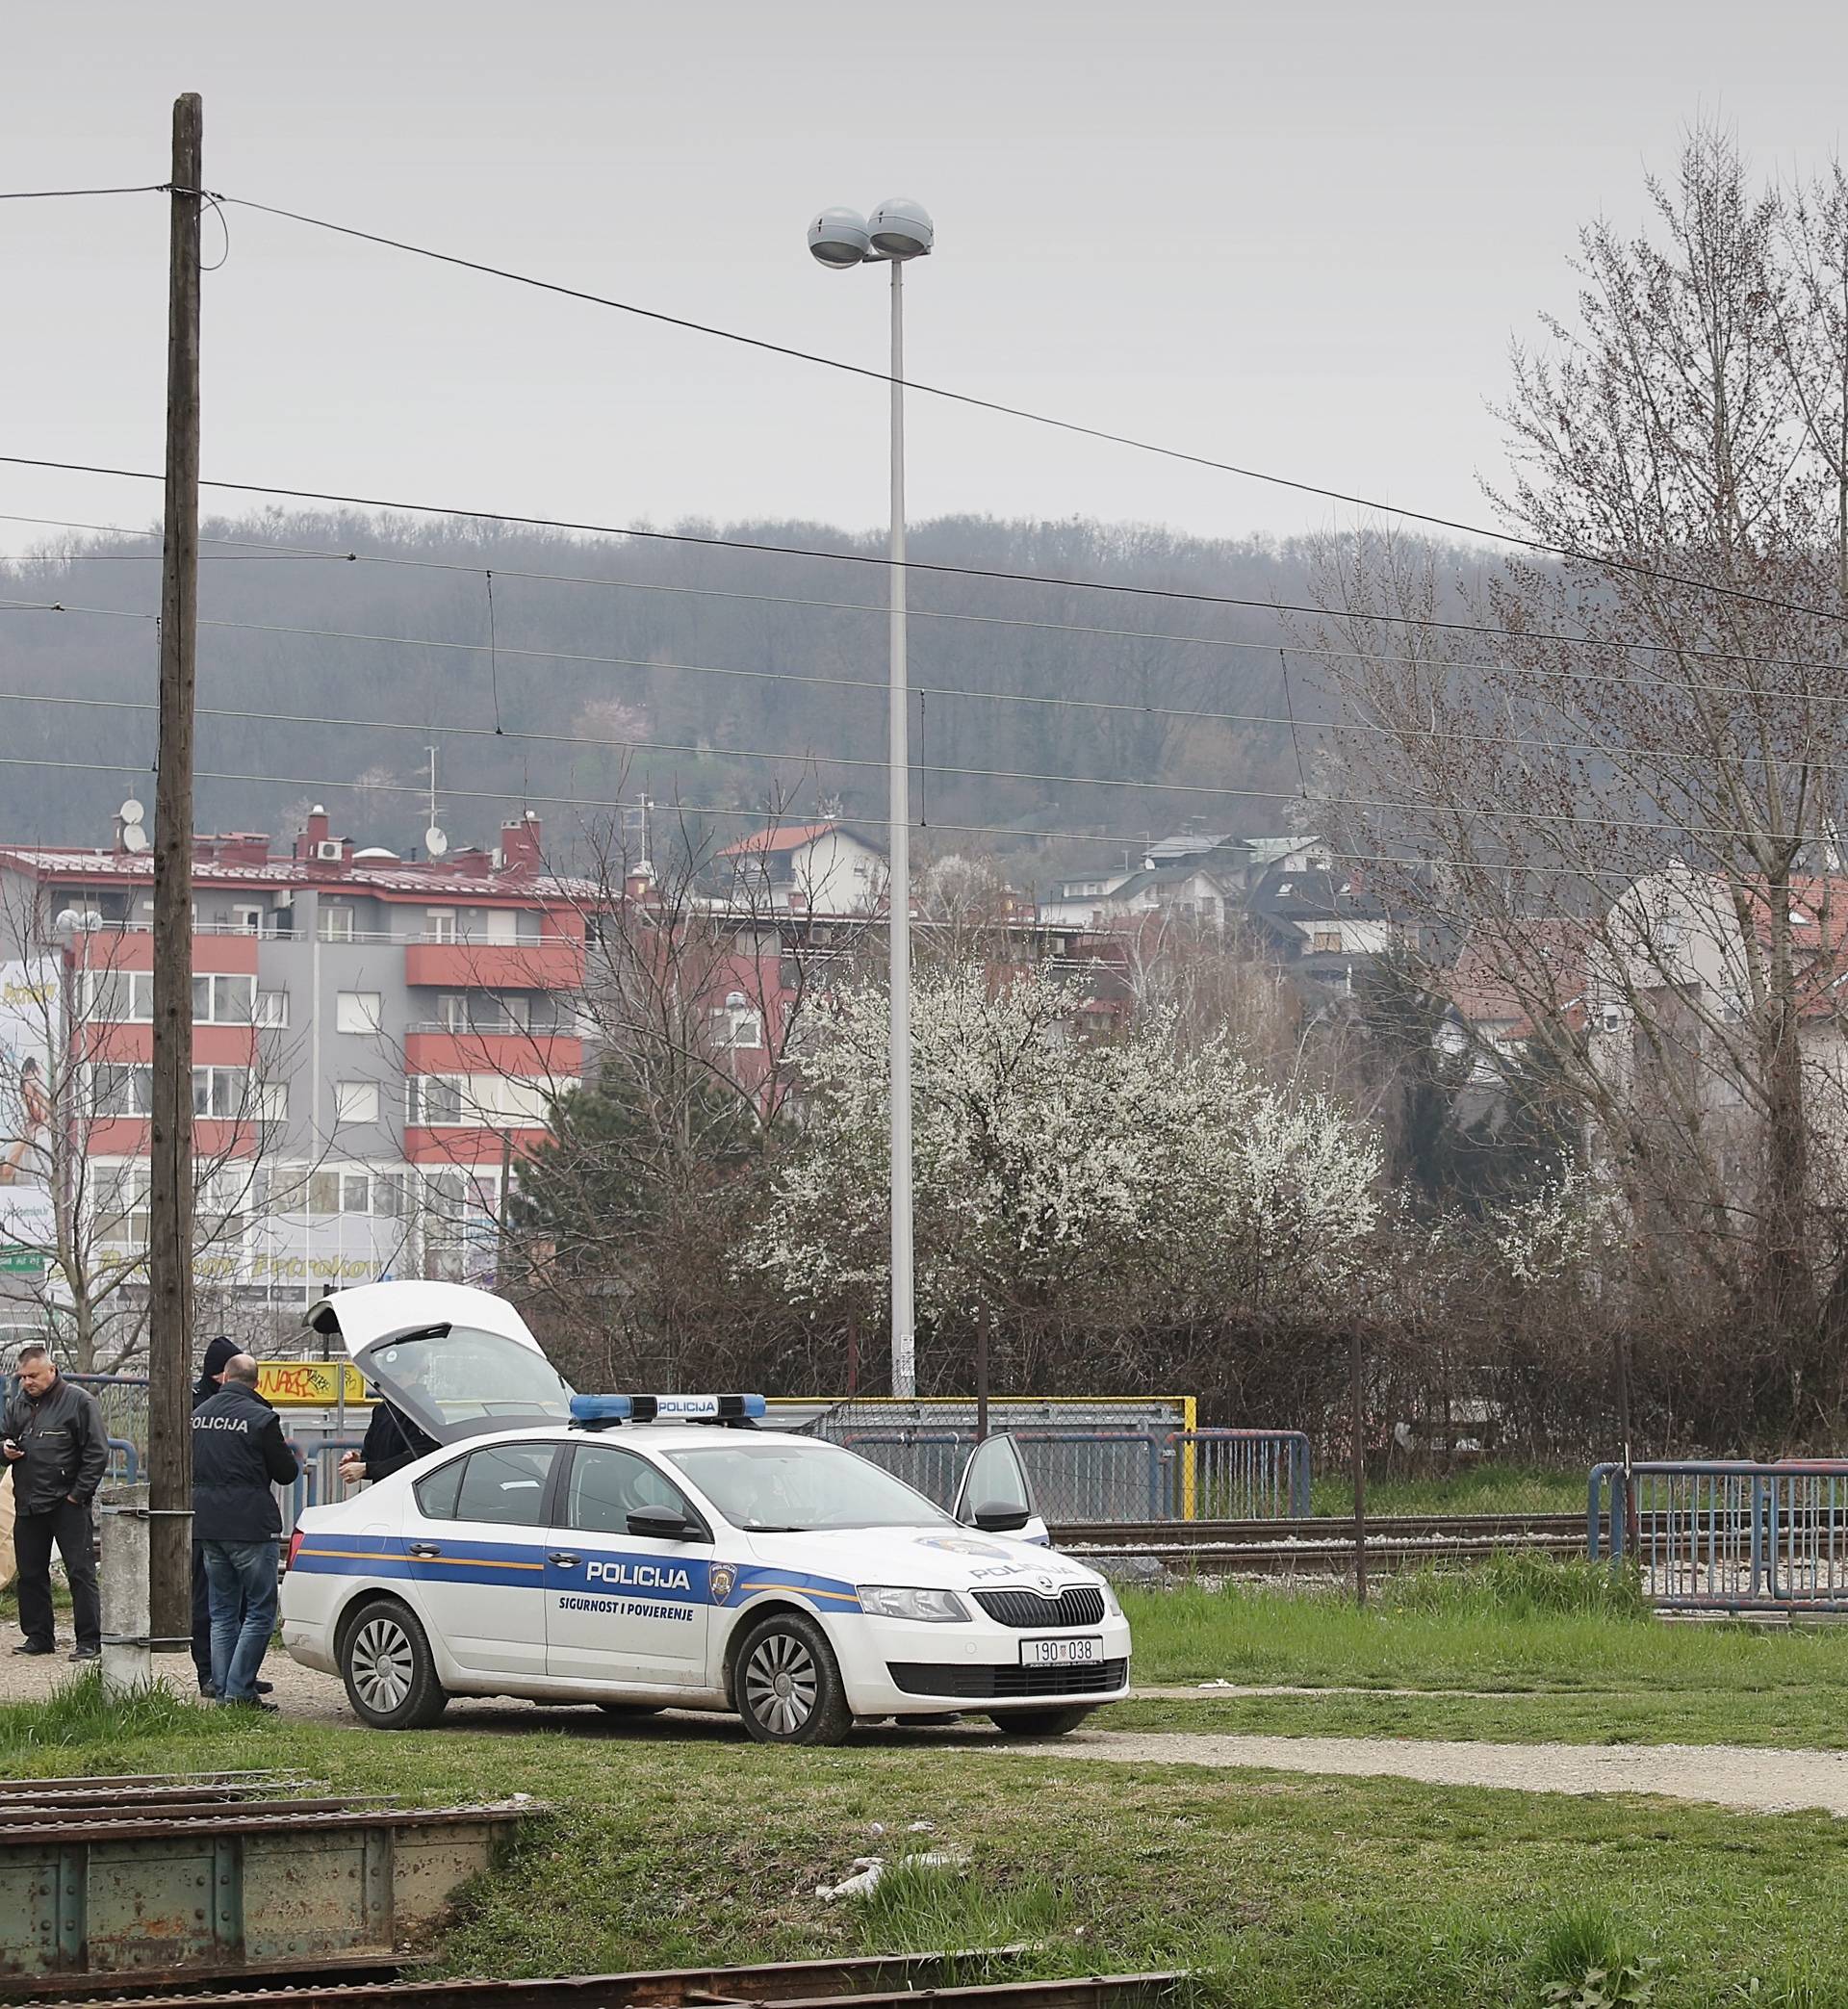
{"left": 6, "top": 1, "right": 1847, "bottom": 554}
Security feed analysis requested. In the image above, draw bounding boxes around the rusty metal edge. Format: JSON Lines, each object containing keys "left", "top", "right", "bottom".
{"left": 0, "top": 1798, "right": 382, "bottom": 1827}
{"left": 0, "top": 1774, "right": 294, "bottom": 1797}
{"left": 0, "top": 1801, "right": 541, "bottom": 1845}
{"left": 0, "top": 1958, "right": 413, "bottom": 2004}
{"left": 12, "top": 1954, "right": 1182, "bottom": 2009}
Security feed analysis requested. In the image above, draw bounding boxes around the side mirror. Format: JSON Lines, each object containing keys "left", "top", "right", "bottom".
{"left": 972, "top": 1501, "right": 1032, "bottom": 1533}
{"left": 627, "top": 1505, "right": 702, "bottom": 1542}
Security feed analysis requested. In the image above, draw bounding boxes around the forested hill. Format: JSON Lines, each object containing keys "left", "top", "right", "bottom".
{"left": 0, "top": 508, "right": 1370, "bottom": 881}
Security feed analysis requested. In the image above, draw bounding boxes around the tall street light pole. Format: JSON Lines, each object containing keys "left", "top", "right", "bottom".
{"left": 808, "top": 196, "right": 934, "bottom": 1400}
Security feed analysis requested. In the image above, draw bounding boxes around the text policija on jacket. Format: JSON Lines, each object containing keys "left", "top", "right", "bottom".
{"left": 191, "top": 1378, "right": 300, "bottom": 1543}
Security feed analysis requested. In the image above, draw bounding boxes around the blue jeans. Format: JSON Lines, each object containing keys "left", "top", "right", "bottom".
{"left": 199, "top": 1540, "right": 278, "bottom": 1704}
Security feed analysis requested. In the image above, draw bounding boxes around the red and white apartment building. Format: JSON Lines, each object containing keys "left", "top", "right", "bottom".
{"left": 0, "top": 807, "right": 587, "bottom": 1319}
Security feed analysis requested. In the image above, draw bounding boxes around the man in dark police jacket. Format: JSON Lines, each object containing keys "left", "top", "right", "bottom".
{"left": 192, "top": 1354, "right": 298, "bottom": 1709}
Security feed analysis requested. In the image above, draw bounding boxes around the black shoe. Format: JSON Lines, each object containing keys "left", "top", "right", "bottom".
{"left": 218, "top": 1696, "right": 279, "bottom": 1714}
{"left": 12, "top": 1640, "right": 54, "bottom": 1657}
{"left": 254, "top": 1680, "right": 273, "bottom": 1695}
{"left": 198, "top": 1681, "right": 218, "bottom": 1699}
{"left": 69, "top": 1645, "right": 100, "bottom": 1662}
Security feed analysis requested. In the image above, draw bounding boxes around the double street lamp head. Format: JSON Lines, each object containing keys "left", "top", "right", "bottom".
{"left": 808, "top": 197, "right": 934, "bottom": 269}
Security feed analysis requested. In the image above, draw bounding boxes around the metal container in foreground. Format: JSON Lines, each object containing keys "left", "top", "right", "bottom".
{"left": 0, "top": 1786, "right": 536, "bottom": 1984}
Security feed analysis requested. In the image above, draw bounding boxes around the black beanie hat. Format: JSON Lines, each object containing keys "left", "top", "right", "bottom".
{"left": 199, "top": 1334, "right": 241, "bottom": 1381}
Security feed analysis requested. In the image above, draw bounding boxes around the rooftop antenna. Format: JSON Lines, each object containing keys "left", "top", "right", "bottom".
{"left": 119, "top": 797, "right": 149, "bottom": 856}
{"left": 423, "top": 746, "right": 449, "bottom": 858}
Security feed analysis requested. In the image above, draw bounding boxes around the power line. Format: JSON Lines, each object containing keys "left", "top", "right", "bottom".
{"left": 210, "top": 188, "right": 1848, "bottom": 634}
{"left": 13, "top": 458, "right": 1848, "bottom": 691}
{"left": 13, "top": 576, "right": 1848, "bottom": 756}
{"left": 0, "top": 184, "right": 167, "bottom": 200}
{"left": 0, "top": 748, "right": 1700, "bottom": 884}
{"left": 0, "top": 677, "right": 1810, "bottom": 847}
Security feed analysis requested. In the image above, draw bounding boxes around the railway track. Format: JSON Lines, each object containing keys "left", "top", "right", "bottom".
{"left": 11, "top": 1954, "right": 1183, "bottom": 2009}
{"left": 1052, "top": 1511, "right": 1586, "bottom": 1574}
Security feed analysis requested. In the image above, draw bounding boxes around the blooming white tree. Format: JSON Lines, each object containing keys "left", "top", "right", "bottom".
{"left": 745, "top": 962, "right": 1382, "bottom": 1342}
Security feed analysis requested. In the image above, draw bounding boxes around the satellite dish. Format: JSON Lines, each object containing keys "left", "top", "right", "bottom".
{"left": 119, "top": 798, "right": 145, "bottom": 826}
{"left": 121, "top": 825, "right": 149, "bottom": 855}
{"left": 424, "top": 825, "right": 449, "bottom": 858}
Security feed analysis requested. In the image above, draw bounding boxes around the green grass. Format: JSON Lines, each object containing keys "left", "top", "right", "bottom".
{"left": 1116, "top": 1560, "right": 1848, "bottom": 1748}
{"left": 8, "top": 1687, "right": 1848, "bottom": 2006}
{"left": 1122, "top": 1563, "right": 1848, "bottom": 1693}
{"left": 1308, "top": 1463, "right": 1589, "bottom": 1517}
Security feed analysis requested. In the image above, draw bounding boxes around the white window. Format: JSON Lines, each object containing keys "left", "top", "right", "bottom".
{"left": 424, "top": 909, "right": 457, "bottom": 943}
{"left": 88, "top": 970, "right": 155, "bottom": 1023}
{"left": 334, "top": 1080, "right": 380, "bottom": 1124}
{"left": 94, "top": 1165, "right": 151, "bottom": 1247}
{"left": 436, "top": 992, "right": 469, "bottom": 1032}
{"left": 709, "top": 999, "right": 763, "bottom": 1050}
{"left": 253, "top": 1078, "right": 288, "bottom": 1125}
{"left": 461, "top": 992, "right": 529, "bottom": 1033}
{"left": 255, "top": 989, "right": 289, "bottom": 1028}
{"left": 318, "top": 903, "right": 356, "bottom": 943}
{"left": 232, "top": 904, "right": 266, "bottom": 934}
{"left": 192, "top": 1066, "right": 249, "bottom": 1119}
{"left": 93, "top": 1064, "right": 153, "bottom": 1118}
{"left": 336, "top": 991, "right": 382, "bottom": 1035}
{"left": 408, "top": 1074, "right": 468, "bottom": 1126}
{"left": 192, "top": 973, "right": 255, "bottom": 1024}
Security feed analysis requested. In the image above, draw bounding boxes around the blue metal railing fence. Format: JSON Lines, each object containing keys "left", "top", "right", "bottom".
{"left": 1590, "top": 1458, "right": 1848, "bottom": 1611}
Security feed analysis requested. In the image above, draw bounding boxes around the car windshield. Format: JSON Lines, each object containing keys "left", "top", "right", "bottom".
{"left": 664, "top": 1438, "right": 957, "bottom": 1533}
{"left": 358, "top": 1326, "right": 573, "bottom": 1436}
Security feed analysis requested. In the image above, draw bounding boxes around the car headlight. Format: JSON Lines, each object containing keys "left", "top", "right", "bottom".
{"left": 857, "top": 1584, "right": 971, "bottom": 1623}
{"left": 1097, "top": 1578, "right": 1123, "bottom": 1619}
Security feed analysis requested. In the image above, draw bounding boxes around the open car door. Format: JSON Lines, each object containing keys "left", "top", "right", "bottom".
{"left": 951, "top": 1433, "right": 1051, "bottom": 1547}
{"left": 305, "top": 1280, "right": 575, "bottom": 1448}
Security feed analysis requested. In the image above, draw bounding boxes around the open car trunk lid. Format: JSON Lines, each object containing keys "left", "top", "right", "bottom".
{"left": 305, "top": 1279, "right": 575, "bottom": 1447}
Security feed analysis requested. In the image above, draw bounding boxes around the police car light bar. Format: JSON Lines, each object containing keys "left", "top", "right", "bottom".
{"left": 569, "top": 1392, "right": 766, "bottom": 1429}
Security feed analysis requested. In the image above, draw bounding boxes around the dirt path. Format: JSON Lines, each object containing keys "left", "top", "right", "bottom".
{"left": 1014, "top": 1729, "right": 1848, "bottom": 1817}
{"left": 4, "top": 1619, "right": 1841, "bottom": 1816}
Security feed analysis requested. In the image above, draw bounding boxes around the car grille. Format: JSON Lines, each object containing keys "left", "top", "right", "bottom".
{"left": 887, "top": 1659, "right": 1127, "bottom": 1700}
{"left": 971, "top": 1585, "right": 1108, "bottom": 1630}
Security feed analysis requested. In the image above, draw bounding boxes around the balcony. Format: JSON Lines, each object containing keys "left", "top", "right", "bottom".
{"left": 403, "top": 1125, "right": 552, "bottom": 1166}
{"left": 69, "top": 931, "right": 260, "bottom": 975}
{"left": 404, "top": 940, "right": 584, "bottom": 992}
{"left": 403, "top": 1030, "right": 581, "bottom": 1077}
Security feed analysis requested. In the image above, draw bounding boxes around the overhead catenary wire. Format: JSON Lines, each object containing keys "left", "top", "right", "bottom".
{"left": 6, "top": 589, "right": 1848, "bottom": 774}
{"left": 0, "top": 748, "right": 1724, "bottom": 885}
{"left": 0, "top": 676, "right": 1815, "bottom": 848}
{"left": 192, "top": 187, "right": 1848, "bottom": 635}
{"left": 10, "top": 179, "right": 1836, "bottom": 630}
{"left": 12, "top": 476, "right": 1848, "bottom": 710}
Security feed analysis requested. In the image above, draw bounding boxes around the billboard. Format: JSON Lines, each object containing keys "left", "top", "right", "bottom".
{"left": 0, "top": 959, "right": 59, "bottom": 1272}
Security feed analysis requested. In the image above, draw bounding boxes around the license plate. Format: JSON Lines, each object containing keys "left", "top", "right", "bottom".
{"left": 1019, "top": 1636, "right": 1104, "bottom": 1667}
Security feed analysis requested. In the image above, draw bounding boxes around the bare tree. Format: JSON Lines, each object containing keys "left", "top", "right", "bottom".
{"left": 0, "top": 884, "right": 329, "bottom": 1372}
{"left": 1299, "top": 130, "right": 1848, "bottom": 1418}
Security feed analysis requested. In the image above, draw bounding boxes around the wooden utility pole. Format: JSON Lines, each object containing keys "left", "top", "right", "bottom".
{"left": 147, "top": 93, "right": 202, "bottom": 1647}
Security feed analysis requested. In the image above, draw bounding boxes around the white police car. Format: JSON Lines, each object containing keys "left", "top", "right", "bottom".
{"left": 279, "top": 1282, "right": 1131, "bottom": 1744}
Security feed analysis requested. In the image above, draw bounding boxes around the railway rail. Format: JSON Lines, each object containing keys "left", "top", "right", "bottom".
{"left": 10, "top": 1953, "right": 1184, "bottom": 2009}
{"left": 1052, "top": 1511, "right": 1585, "bottom": 1574}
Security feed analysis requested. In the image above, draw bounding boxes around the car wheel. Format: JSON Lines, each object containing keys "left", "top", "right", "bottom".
{"left": 988, "top": 1706, "right": 1094, "bottom": 1738}
{"left": 595, "top": 1702, "right": 664, "bottom": 1716}
{"left": 340, "top": 1598, "right": 449, "bottom": 1730}
{"left": 733, "top": 1610, "right": 854, "bottom": 1746}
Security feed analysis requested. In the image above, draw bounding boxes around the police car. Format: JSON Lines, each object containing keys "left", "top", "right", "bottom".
{"left": 279, "top": 1281, "right": 1132, "bottom": 1744}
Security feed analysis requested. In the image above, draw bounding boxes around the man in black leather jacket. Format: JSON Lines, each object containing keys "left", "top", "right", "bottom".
{"left": 3, "top": 1345, "right": 108, "bottom": 1660}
